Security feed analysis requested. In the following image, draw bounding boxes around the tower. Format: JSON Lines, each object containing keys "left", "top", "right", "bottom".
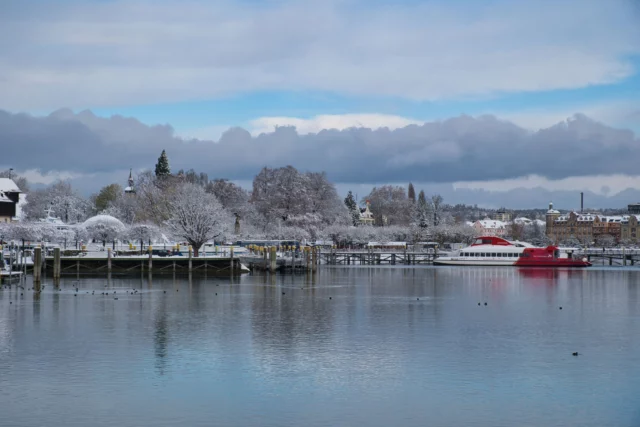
{"left": 546, "top": 201, "right": 560, "bottom": 239}
{"left": 124, "top": 169, "right": 136, "bottom": 195}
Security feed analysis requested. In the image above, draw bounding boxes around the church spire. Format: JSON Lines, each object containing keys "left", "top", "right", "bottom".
{"left": 125, "top": 168, "right": 135, "bottom": 194}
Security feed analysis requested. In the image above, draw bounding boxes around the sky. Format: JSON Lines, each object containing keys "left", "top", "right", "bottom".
{"left": 0, "top": 0, "right": 639, "bottom": 209}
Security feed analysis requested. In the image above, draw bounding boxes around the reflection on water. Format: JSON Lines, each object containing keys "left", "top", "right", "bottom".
{"left": 1, "top": 266, "right": 640, "bottom": 427}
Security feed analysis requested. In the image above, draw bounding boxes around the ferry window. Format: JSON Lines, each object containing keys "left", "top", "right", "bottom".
{"left": 491, "top": 253, "right": 496, "bottom": 257}
{"left": 474, "top": 239, "right": 483, "bottom": 245}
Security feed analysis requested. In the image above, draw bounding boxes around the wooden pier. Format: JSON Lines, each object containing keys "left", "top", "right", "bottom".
{"left": 580, "top": 248, "right": 640, "bottom": 266}
{"left": 17, "top": 246, "right": 245, "bottom": 281}
{"left": 319, "top": 250, "right": 436, "bottom": 265}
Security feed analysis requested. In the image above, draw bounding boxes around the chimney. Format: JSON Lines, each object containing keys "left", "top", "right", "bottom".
{"left": 580, "top": 192, "right": 584, "bottom": 213}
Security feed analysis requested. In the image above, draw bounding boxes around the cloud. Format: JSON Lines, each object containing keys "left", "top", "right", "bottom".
{"left": 0, "top": 0, "right": 638, "bottom": 110}
{"left": 453, "top": 174, "right": 640, "bottom": 196}
{"left": 248, "top": 114, "right": 421, "bottom": 135}
{"left": 1, "top": 109, "right": 639, "bottom": 189}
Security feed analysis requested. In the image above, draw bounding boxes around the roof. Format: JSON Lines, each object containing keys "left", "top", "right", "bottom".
{"left": 0, "top": 191, "right": 12, "bottom": 203}
{"left": 476, "top": 218, "right": 507, "bottom": 229}
{"left": 0, "top": 178, "right": 20, "bottom": 193}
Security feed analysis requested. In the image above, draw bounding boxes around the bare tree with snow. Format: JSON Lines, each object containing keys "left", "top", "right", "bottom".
{"left": 127, "top": 223, "right": 161, "bottom": 252}
{"left": 166, "top": 183, "right": 227, "bottom": 256}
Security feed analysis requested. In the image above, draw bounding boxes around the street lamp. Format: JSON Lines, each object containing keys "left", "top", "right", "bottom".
{"left": 8, "top": 168, "right": 13, "bottom": 180}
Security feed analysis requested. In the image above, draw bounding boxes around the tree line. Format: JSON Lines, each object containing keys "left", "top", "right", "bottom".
{"left": 0, "top": 151, "right": 485, "bottom": 249}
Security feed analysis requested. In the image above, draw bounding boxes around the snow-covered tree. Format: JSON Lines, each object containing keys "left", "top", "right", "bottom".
{"left": 206, "top": 179, "right": 249, "bottom": 216}
{"left": 3, "top": 222, "right": 44, "bottom": 244}
{"left": 431, "top": 194, "right": 444, "bottom": 226}
{"left": 415, "top": 190, "right": 431, "bottom": 228}
{"left": 155, "top": 149, "right": 171, "bottom": 177}
{"left": 344, "top": 191, "right": 360, "bottom": 226}
{"left": 71, "top": 225, "right": 88, "bottom": 247}
{"left": 266, "top": 225, "right": 311, "bottom": 242}
{"left": 364, "top": 185, "right": 412, "bottom": 226}
{"left": 250, "top": 166, "right": 346, "bottom": 233}
{"left": 595, "top": 234, "right": 616, "bottom": 247}
{"left": 23, "top": 181, "right": 90, "bottom": 223}
{"left": 134, "top": 170, "right": 179, "bottom": 225}
{"left": 93, "top": 183, "right": 123, "bottom": 212}
{"left": 84, "top": 215, "right": 126, "bottom": 246}
{"left": 166, "top": 183, "right": 227, "bottom": 256}
{"left": 127, "top": 223, "right": 161, "bottom": 251}
{"left": 408, "top": 183, "right": 416, "bottom": 203}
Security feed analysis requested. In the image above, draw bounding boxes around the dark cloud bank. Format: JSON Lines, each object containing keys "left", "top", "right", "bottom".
{"left": 1, "top": 108, "right": 639, "bottom": 209}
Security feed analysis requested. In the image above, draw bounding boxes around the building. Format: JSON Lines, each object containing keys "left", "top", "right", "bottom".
{"left": 493, "top": 208, "right": 512, "bottom": 222}
{"left": 0, "top": 178, "right": 21, "bottom": 223}
{"left": 545, "top": 201, "right": 640, "bottom": 244}
{"left": 359, "top": 201, "right": 375, "bottom": 225}
{"left": 473, "top": 218, "right": 507, "bottom": 237}
{"left": 124, "top": 169, "right": 136, "bottom": 194}
{"left": 628, "top": 203, "right": 640, "bottom": 214}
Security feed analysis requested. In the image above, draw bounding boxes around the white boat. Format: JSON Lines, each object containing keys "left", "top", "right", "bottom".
{"left": 434, "top": 236, "right": 591, "bottom": 267}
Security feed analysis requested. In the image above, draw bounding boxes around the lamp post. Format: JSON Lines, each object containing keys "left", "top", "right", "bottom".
{"left": 8, "top": 168, "right": 13, "bottom": 180}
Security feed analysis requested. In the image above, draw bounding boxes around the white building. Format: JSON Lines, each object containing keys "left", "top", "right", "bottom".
{"left": 359, "top": 201, "right": 375, "bottom": 225}
{"left": 473, "top": 218, "right": 507, "bottom": 237}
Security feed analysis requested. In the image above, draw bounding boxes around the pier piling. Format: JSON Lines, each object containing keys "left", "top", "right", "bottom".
{"left": 53, "top": 247, "right": 61, "bottom": 282}
{"left": 33, "top": 247, "right": 42, "bottom": 283}
{"left": 270, "top": 246, "right": 277, "bottom": 273}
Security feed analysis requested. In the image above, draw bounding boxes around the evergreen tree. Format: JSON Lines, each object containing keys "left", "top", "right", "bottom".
{"left": 155, "top": 150, "right": 171, "bottom": 177}
{"left": 416, "top": 190, "right": 430, "bottom": 228}
{"left": 408, "top": 183, "right": 416, "bottom": 203}
{"left": 344, "top": 191, "right": 360, "bottom": 226}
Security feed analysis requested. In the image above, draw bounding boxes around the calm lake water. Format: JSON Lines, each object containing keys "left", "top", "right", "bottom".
{"left": 1, "top": 267, "right": 640, "bottom": 427}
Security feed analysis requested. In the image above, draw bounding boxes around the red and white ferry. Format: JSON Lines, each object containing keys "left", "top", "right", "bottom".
{"left": 434, "top": 236, "right": 591, "bottom": 267}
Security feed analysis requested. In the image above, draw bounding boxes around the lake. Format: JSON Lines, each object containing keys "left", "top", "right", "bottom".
{"left": 1, "top": 266, "right": 640, "bottom": 427}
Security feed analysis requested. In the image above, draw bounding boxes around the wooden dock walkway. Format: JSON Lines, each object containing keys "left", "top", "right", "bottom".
{"left": 579, "top": 248, "right": 640, "bottom": 266}
{"left": 318, "top": 250, "right": 436, "bottom": 265}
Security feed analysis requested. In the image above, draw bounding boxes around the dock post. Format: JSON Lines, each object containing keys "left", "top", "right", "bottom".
{"left": 230, "top": 246, "right": 234, "bottom": 272}
{"left": 609, "top": 257, "right": 613, "bottom": 266}
{"left": 305, "top": 247, "right": 310, "bottom": 270}
{"left": 623, "top": 248, "right": 627, "bottom": 266}
{"left": 270, "top": 246, "right": 277, "bottom": 273}
{"left": 33, "top": 246, "right": 42, "bottom": 283}
{"left": 53, "top": 247, "right": 61, "bottom": 282}
{"left": 188, "top": 246, "right": 193, "bottom": 272}
{"left": 391, "top": 253, "right": 396, "bottom": 265}
{"left": 148, "top": 246, "right": 153, "bottom": 272}
{"left": 107, "top": 248, "right": 112, "bottom": 274}
{"left": 311, "top": 247, "right": 317, "bottom": 272}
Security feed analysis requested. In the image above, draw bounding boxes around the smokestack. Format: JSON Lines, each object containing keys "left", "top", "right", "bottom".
{"left": 580, "top": 192, "right": 584, "bottom": 213}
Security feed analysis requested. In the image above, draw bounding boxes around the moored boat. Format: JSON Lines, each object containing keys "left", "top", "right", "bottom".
{"left": 434, "top": 236, "right": 591, "bottom": 267}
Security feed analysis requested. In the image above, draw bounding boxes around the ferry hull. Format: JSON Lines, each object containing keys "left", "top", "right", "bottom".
{"left": 434, "top": 258, "right": 591, "bottom": 267}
